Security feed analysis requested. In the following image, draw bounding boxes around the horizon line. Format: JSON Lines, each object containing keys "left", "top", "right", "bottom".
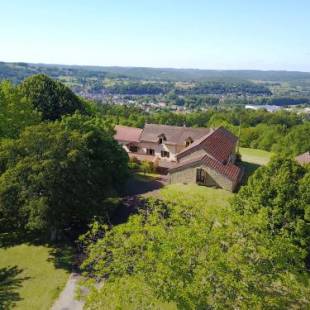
{"left": 1, "top": 59, "right": 310, "bottom": 74}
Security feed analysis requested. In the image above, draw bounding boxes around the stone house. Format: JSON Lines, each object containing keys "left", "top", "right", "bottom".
{"left": 114, "top": 124, "right": 243, "bottom": 191}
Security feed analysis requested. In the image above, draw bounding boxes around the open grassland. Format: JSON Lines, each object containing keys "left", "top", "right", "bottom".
{"left": 239, "top": 147, "right": 273, "bottom": 166}
{"left": 0, "top": 244, "right": 70, "bottom": 310}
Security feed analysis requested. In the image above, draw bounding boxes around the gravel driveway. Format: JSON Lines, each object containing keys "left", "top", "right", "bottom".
{"left": 51, "top": 273, "right": 84, "bottom": 310}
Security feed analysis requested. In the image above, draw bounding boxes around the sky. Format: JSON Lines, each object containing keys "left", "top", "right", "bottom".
{"left": 1, "top": 0, "right": 310, "bottom": 71}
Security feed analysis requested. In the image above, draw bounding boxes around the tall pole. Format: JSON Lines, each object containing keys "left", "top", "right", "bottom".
{"left": 237, "top": 113, "right": 241, "bottom": 154}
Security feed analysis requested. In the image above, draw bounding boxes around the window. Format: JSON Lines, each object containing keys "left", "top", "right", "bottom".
{"left": 158, "top": 134, "right": 166, "bottom": 144}
{"left": 196, "top": 168, "right": 205, "bottom": 183}
{"left": 146, "top": 148, "right": 155, "bottom": 156}
{"left": 185, "top": 137, "right": 193, "bottom": 147}
{"left": 129, "top": 145, "right": 138, "bottom": 153}
{"left": 161, "top": 151, "right": 170, "bottom": 158}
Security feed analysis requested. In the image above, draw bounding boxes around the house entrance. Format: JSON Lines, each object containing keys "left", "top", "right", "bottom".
{"left": 196, "top": 168, "right": 206, "bottom": 184}
{"left": 196, "top": 168, "right": 217, "bottom": 187}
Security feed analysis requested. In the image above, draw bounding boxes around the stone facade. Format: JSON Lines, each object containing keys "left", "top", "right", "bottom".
{"left": 115, "top": 124, "right": 242, "bottom": 192}
{"left": 169, "top": 164, "right": 238, "bottom": 192}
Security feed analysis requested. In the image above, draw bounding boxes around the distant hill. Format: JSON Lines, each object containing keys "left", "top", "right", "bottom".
{"left": 88, "top": 66, "right": 310, "bottom": 82}
{"left": 1, "top": 61, "right": 310, "bottom": 82}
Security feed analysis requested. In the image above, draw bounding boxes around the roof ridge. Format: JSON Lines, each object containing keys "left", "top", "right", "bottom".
{"left": 176, "top": 129, "right": 215, "bottom": 158}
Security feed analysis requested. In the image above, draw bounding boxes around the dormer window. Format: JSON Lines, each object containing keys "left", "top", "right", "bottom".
{"left": 185, "top": 137, "right": 193, "bottom": 147}
{"left": 158, "top": 134, "right": 166, "bottom": 144}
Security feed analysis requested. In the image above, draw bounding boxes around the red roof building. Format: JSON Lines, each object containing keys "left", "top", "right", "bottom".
{"left": 114, "top": 124, "right": 242, "bottom": 191}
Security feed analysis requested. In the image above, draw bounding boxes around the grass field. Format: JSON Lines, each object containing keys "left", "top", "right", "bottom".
{"left": 239, "top": 147, "right": 273, "bottom": 165}
{"left": 0, "top": 244, "right": 70, "bottom": 310}
{"left": 160, "top": 183, "right": 233, "bottom": 207}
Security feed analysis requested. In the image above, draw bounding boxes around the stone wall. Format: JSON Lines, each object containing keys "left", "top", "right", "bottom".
{"left": 169, "top": 164, "right": 237, "bottom": 192}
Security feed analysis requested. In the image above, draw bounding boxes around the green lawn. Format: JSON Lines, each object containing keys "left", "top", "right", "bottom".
{"left": 160, "top": 183, "right": 233, "bottom": 207}
{"left": 239, "top": 147, "right": 273, "bottom": 166}
{"left": 0, "top": 244, "right": 70, "bottom": 310}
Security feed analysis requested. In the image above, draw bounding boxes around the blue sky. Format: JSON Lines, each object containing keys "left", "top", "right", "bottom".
{"left": 1, "top": 0, "right": 310, "bottom": 71}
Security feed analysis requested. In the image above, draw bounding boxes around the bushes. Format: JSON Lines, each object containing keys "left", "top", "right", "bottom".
{"left": 128, "top": 157, "right": 155, "bottom": 174}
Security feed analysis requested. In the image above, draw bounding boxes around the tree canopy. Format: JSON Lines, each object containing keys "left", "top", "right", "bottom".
{"left": 0, "top": 114, "right": 128, "bottom": 239}
{"left": 233, "top": 158, "right": 310, "bottom": 259}
{"left": 81, "top": 195, "right": 310, "bottom": 309}
{"left": 19, "top": 74, "right": 86, "bottom": 121}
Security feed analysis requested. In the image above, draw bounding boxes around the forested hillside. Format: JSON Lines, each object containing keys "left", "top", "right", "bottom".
{"left": 1, "top": 62, "right": 310, "bottom": 108}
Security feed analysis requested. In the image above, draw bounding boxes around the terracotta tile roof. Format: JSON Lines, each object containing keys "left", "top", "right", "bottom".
{"left": 114, "top": 125, "right": 143, "bottom": 143}
{"left": 170, "top": 153, "right": 242, "bottom": 182}
{"left": 139, "top": 124, "right": 210, "bottom": 145}
{"left": 295, "top": 151, "right": 310, "bottom": 165}
{"left": 176, "top": 127, "right": 238, "bottom": 163}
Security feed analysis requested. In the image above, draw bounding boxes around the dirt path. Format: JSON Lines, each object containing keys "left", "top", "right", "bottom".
{"left": 51, "top": 273, "right": 84, "bottom": 310}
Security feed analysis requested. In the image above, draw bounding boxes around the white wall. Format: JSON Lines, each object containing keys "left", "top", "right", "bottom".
{"left": 139, "top": 141, "right": 182, "bottom": 161}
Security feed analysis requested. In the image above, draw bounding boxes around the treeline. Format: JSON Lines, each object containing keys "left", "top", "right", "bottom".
{"left": 0, "top": 62, "right": 110, "bottom": 84}
{"left": 259, "top": 96, "right": 310, "bottom": 106}
{"left": 96, "top": 104, "right": 310, "bottom": 156}
{"left": 176, "top": 80, "right": 272, "bottom": 96}
{"left": 3, "top": 61, "right": 310, "bottom": 82}
{"left": 105, "top": 80, "right": 272, "bottom": 96}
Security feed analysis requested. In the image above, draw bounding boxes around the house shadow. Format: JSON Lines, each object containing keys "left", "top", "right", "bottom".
{"left": 241, "top": 161, "right": 261, "bottom": 185}
{"left": 123, "top": 174, "right": 165, "bottom": 196}
{"left": 0, "top": 266, "right": 29, "bottom": 309}
{"left": 111, "top": 173, "right": 167, "bottom": 225}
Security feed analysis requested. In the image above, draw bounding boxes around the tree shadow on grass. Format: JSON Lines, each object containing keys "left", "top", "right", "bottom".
{"left": 0, "top": 266, "right": 30, "bottom": 309}
{"left": 0, "top": 231, "right": 42, "bottom": 249}
{"left": 0, "top": 231, "right": 77, "bottom": 273}
{"left": 47, "top": 244, "right": 77, "bottom": 272}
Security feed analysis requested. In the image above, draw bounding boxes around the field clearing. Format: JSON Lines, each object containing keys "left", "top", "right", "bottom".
{"left": 0, "top": 244, "right": 70, "bottom": 310}
{"left": 239, "top": 147, "right": 273, "bottom": 166}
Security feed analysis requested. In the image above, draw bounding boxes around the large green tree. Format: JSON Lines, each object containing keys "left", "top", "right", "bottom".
{"left": 19, "top": 74, "right": 86, "bottom": 121}
{"left": 0, "top": 114, "right": 128, "bottom": 238}
{"left": 233, "top": 157, "right": 310, "bottom": 257}
{"left": 81, "top": 197, "right": 309, "bottom": 309}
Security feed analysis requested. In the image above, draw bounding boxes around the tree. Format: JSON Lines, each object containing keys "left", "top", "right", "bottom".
{"left": 233, "top": 157, "right": 310, "bottom": 256}
{"left": 0, "top": 81, "right": 40, "bottom": 139}
{"left": 0, "top": 114, "right": 129, "bottom": 239}
{"left": 84, "top": 275, "right": 176, "bottom": 310}
{"left": 273, "top": 123, "right": 310, "bottom": 156}
{"left": 19, "top": 74, "right": 86, "bottom": 121}
{"left": 81, "top": 198, "right": 310, "bottom": 309}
